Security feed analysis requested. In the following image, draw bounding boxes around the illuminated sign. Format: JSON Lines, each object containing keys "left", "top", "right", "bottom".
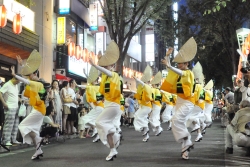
{"left": 59, "top": 0, "right": 70, "bottom": 15}
{"left": 57, "top": 17, "right": 66, "bottom": 44}
{"left": 89, "top": 3, "right": 98, "bottom": 31}
{"left": 3, "top": 0, "right": 35, "bottom": 31}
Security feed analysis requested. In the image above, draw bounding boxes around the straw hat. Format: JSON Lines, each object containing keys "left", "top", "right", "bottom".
{"left": 204, "top": 79, "right": 213, "bottom": 90}
{"left": 21, "top": 50, "right": 42, "bottom": 75}
{"left": 141, "top": 65, "right": 153, "bottom": 82}
{"left": 192, "top": 62, "right": 203, "bottom": 83}
{"left": 150, "top": 71, "right": 162, "bottom": 85}
{"left": 98, "top": 40, "right": 119, "bottom": 66}
{"left": 173, "top": 37, "right": 197, "bottom": 63}
{"left": 87, "top": 65, "right": 99, "bottom": 83}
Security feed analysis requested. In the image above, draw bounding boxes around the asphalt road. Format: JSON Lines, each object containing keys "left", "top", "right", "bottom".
{"left": 0, "top": 119, "right": 249, "bottom": 167}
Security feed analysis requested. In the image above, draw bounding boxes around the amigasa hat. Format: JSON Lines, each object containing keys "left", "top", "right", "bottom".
{"left": 173, "top": 37, "right": 197, "bottom": 63}
{"left": 21, "top": 50, "right": 42, "bottom": 75}
{"left": 87, "top": 65, "right": 99, "bottom": 84}
{"left": 141, "top": 65, "right": 153, "bottom": 83}
{"left": 98, "top": 40, "right": 119, "bottom": 66}
{"left": 192, "top": 61, "right": 203, "bottom": 83}
{"left": 204, "top": 79, "right": 213, "bottom": 90}
{"left": 150, "top": 71, "right": 162, "bottom": 85}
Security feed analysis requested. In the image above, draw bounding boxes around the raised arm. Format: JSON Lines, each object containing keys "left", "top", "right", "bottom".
{"left": 83, "top": 68, "right": 89, "bottom": 78}
{"left": 88, "top": 56, "right": 112, "bottom": 77}
{"left": 133, "top": 76, "right": 144, "bottom": 87}
{"left": 11, "top": 66, "right": 30, "bottom": 85}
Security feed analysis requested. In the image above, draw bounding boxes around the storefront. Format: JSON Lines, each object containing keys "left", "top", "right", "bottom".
{"left": 54, "top": 0, "right": 95, "bottom": 84}
{"left": 0, "top": 0, "right": 39, "bottom": 83}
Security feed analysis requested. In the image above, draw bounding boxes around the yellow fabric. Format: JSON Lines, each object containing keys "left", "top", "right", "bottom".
{"left": 161, "top": 69, "right": 194, "bottom": 104}
{"left": 162, "top": 91, "right": 173, "bottom": 105}
{"left": 134, "top": 84, "right": 153, "bottom": 108}
{"left": 120, "top": 94, "right": 125, "bottom": 111}
{"left": 152, "top": 88, "right": 161, "bottom": 106}
{"left": 86, "top": 85, "right": 104, "bottom": 107}
{"left": 205, "top": 90, "right": 213, "bottom": 103}
{"left": 24, "top": 80, "right": 46, "bottom": 115}
{"left": 193, "top": 84, "right": 203, "bottom": 103}
{"left": 99, "top": 72, "right": 121, "bottom": 104}
{"left": 196, "top": 100, "right": 205, "bottom": 110}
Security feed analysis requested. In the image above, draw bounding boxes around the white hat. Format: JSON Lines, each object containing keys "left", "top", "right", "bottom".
{"left": 21, "top": 50, "right": 42, "bottom": 75}
{"left": 150, "top": 71, "right": 162, "bottom": 85}
{"left": 141, "top": 65, "right": 153, "bottom": 82}
{"left": 173, "top": 37, "right": 197, "bottom": 63}
{"left": 204, "top": 79, "right": 213, "bottom": 90}
{"left": 192, "top": 62, "right": 203, "bottom": 83}
{"left": 98, "top": 40, "right": 119, "bottom": 66}
{"left": 87, "top": 66, "right": 99, "bottom": 83}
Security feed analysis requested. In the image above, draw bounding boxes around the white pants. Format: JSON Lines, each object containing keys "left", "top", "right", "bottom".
{"left": 96, "top": 101, "right": 120, "bottom": 145}
{"left": 18, "top": 108, "right": 44, "bottom": 145}
{"left": 161, "top": 104, "right": 173, "bottom": 123}
{"left": 83, "top": 106, "right": 103, "bottom": 128}
{"left": 204, "top": 103, "right": 213, "bottom": 124}
{"left": 186, "top": 105, "right": 203, "bottom": 129}
{"left": 134, "top": 105, "right": 151, "bottom": 132}
{"left": 226, "top": 124, "right": 250, "bottom": 148}
{"left": 172, "top": 97, "right": 194, "bottom": 143}
{"left": 113, "top": 109, "right": 123, "bottom": 131}
{"left": 149, "top": 104, "right": 161, "bottom": 131}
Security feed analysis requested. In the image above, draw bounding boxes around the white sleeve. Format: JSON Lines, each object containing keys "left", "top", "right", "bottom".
{"left": 14, "top": 75, "right": 30, "bottom": 85}
{"left": 94, "top": 65, "right": 112, "bottom": 77}
{"left": 134, "top": 77, "right": 145, "bottom": 86}
{"left": 240, "top": 86, "right": 247, "bottom": 93}
{"left": 169, "top": 66, "right": 183, "bottom": 76}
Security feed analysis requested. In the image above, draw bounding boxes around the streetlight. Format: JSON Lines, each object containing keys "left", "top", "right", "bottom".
{"left": 236, "top": 28, "right": 250, "bottom": 50}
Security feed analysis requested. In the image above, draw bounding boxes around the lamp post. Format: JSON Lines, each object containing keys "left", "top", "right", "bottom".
{"left": 236, "top": 28, "right": 250, "bottom": 51}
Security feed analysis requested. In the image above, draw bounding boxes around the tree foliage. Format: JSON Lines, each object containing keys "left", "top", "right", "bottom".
{"left": 177, "top": 0, "right": 250, "bottom": 88}
{"left": 97, "top": 0, "right": 177, "bottom": 75}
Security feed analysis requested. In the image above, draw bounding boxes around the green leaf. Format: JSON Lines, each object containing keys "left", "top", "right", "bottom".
{"left": 242, "top": 0, "right": 246, "bottom": 2}
{"left": 216, "top": 5, "right": 220, "bottom": 11}
{"left": 208, "top": 10, "right": 211, "bottom": 14}
{"left": 203, "top": 10, "right": 207, "bottom": 15}
{"left": 221, "top": 1, "right": 227, "bottom": 7}
{"left": 212, "top": 7, "right": 217, "bottom": 12}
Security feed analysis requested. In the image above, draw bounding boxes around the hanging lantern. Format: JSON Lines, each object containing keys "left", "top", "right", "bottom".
{"left": 75, "top": 45, "right": 82, "bottom": 60}
{"left": 0, "top": 5, "right": 7, "bottom": 28}
{"left": 68, "top": 42, "right": 75, "bottom": 56}
{"left": 13, "top": 13, "right": 22, "bottom": 34}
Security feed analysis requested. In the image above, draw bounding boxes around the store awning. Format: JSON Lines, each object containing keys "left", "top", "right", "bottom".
{"left": 55, "top": 74, "right": 71, "bottom": 81}
{"left": 0, "top": 42, "right": 31, "bottom": 59}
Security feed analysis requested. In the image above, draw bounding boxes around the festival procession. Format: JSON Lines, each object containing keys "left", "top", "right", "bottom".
{"left": 1, "top": 0, "right": 250, "bottom": 167}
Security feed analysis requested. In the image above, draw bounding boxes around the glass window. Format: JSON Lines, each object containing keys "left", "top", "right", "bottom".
{"left": 77, "top": 26, "right": 84, "bottom": 48}
{"left": 66, "top": 19, "right": 76, "bottom": 43}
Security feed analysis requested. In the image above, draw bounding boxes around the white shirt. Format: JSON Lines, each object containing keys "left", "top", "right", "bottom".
{"left": 68, "top": 87, "right": 76, "bottom": 108}
{"left": 0, "top": 80, "right": 19, "bottom": 108}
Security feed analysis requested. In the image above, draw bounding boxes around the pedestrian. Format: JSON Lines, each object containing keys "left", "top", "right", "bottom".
{"left": 89, "top": 41, "right": 121, "bottom": 161}
{"left": 127, "top": 94, "right": 136, "bottom": 128}
{"left": 161, "top": 37, "right": 197, "bottom": 160}
{"left": 0, "top": 74, "right": 21, "bottom": 146}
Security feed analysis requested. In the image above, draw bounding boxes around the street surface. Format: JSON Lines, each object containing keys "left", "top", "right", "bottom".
{"left": 0, "top": 119, "right": 250, "bottom": 167}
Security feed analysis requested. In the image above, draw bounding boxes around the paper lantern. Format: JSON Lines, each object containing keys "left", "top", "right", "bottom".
{"left": 68, "top": 42, "right": 75, "bottom": 56}
{"left": 13, "top": 13, "right": 22, "bottom": 34}
{"left": 75, "top": 45, "right": 82, "bottom": 60}
{"left": 81, "top": 49, "right": 86, "bottom": 62}
{"left": 0, "top": 5, "right": 7, "bottom": 28}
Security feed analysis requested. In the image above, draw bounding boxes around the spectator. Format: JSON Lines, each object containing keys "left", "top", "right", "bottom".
{"left": 221, "top": 87, "right": 234, "bottom": 127}
{"left": 0, "top": 74, "right": 21, "bottom": 146}
{"left": 225, "top": 100, "right": 250, "bottom": 156}
{"left": 127, "top": 94, "right": 135, "bottom": 128}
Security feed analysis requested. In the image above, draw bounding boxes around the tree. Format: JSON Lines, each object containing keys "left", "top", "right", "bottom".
{"left": 15, "top": 0, "right": 35, "bottom": 8}
{"left": 176, "top": 0, "right": 250, "bottom": 87}
{"left": 97, "top": 0, "right": 177, "bottom": 75}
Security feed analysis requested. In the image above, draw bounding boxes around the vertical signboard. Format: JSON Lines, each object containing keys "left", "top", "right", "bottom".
{"left": 89, "top": 3, "right": 98, "bottom": 31}
{"left": 57, "top": 17, "right": 66, "bottom": 44}
{"left": 95, "top": 32, "right": 106, "bottom": 55}
{"left": 59, "top": 0, "right": 70, "bottom": 15}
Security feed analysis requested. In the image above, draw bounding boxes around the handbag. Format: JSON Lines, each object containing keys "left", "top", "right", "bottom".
{"left": 18, "top": 103, "right": 26, "bottom": 117}
{"left": 63, "top": 96, "right": 73, "bottom": 103}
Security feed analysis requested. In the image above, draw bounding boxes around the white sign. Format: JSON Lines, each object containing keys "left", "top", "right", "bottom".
{"left": 95, "top": 32, "right": 106, "bottom": 55}
{"left": 59, "top": 0, "right": 70, "bottom": 15}
{"left": 68, "top": 56, "right": 91, "bottom": 78}
{"left": 89, "top": 3, "right": 98, "bottom": 31}
{"left": 3, "top": 0, "right": 35, "bottom": 31}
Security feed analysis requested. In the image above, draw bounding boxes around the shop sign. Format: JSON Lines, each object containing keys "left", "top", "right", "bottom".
{"left": 57, "top": 17, "right": 66, "bottom": 44}
{"left": 95, "top": 32, "right": 106, "bottom": 55}
{"left": 2, "top": 0, "right": 34, "bottom": 31}
{"left": 89, "top": 3, "right": 98, "bottom": 31}
{"left": 59, "top": 0, "right": 70, "bottom": 15}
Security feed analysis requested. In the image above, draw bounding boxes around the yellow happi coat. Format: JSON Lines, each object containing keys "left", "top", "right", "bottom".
{"left": 134, "top": 84, "right": 153, "bottom": 108}
{"left": 86, "top": 85, "right": 104, "bottom": 107}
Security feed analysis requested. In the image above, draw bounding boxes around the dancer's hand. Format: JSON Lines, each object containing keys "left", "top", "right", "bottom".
{"left": 89, "top": 56, "right": 95, "bottom": 66}
{"left": 16, "top": 55, "right": 24, "bottom": 66}
{"left": 11, "top": 66, "right": 16, "bottom": 77}
{"left": 166, "top": 47, "right": 173, "bottom": 57}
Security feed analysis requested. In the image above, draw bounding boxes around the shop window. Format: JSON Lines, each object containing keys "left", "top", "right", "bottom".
{"left": 66, "top": 19, "right": 76, "bottom": 43}
{"left": 77, "top": 26, "right": 84, "bottom": 48}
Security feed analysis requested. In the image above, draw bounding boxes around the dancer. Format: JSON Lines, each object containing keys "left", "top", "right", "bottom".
{"left": 161, "top": 37, "right": 197, "bottom": 160}
{"left": 149, "top": 71, "right": 163, "bottom": 136}
{"left": 89, "top": 41, "right": 121, "bottom": 161}
{"left": 15, "top": 51, "right": 46, "bottom": 160}
{"left": 161, "top": 90, "right": 177, "bottom": 130}
{"left": 203, "top": 80, "right": 214, "bottom": 128}
{"left": 80, "top": 66, "right": 104, "bottom": 142}
{"left": 133, "top": 65, "right": 153, "bottom": 142}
